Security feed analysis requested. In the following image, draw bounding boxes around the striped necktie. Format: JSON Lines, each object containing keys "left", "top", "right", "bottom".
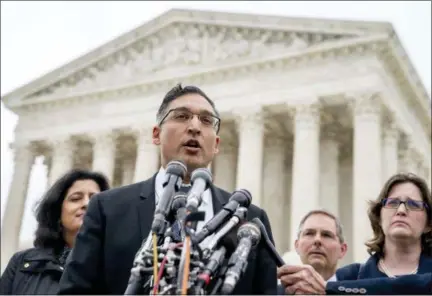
{"left": 171, "top": 185, "right": 190, "bottom": 242}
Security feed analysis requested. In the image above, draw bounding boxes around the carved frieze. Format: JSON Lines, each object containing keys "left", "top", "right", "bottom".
{"left": 26, "top": 23, "right": 352, "bottom": 99}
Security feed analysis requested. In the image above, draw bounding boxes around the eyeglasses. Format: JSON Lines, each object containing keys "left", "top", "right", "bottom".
{"left": 159, "top": 108, "right": 221, "bottom": 133}
{"left": 382, "top": 197, "right": 428, "bottom": 211}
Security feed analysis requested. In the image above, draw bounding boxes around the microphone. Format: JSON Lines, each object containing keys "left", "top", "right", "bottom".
{"left": 186, "top": 168, "right": 212, "bottom": 213}
{"left": 193, "top": 189, "right": 252, "bottom": 244}
{"left": 195, "top": 229, "right": 239, "bottom": 291}
{"left": 220, "top": 222, "right": 261, "bottom": 295}
{"left": 170, "top": 192, "right": 187, "bottom": 241}
{"left": 151, "top": 160, "right": 187, "bottom": 235}
{"left": 250, "top": 217, "right": 285, "bottom": 267}
{"left": 203, "top": 207, "right": 247, "bottom": 257}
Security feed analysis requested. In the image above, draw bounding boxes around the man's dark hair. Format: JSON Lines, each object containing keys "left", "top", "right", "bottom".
{"left": 33, "top": 169, "right": 110, "bottom": 254}
{"left": 156, "top": 83, "right": 220, "bottom": 123}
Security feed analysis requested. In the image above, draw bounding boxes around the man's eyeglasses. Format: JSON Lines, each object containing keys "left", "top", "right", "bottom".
{"left": 159, "top": 108, "right": 221, "bottom": 133}
{"left": 382, "top": 197, "right": 428, "bottom": 211}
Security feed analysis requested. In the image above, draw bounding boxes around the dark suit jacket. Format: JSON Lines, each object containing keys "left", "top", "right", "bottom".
{"left": 57, "top": 174, "right": 277, "bottom": 295}
{"left": 326, "top": 253, "right": 432, "bottom": 294}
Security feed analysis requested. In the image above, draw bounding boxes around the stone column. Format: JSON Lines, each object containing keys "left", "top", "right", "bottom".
{"left": 382, "top": 119, "right": 399, "bottom": 182}
{"left": 290, "top": 103, "right": 321, "bottom": 245}
{"left": 262, "top": 136, "right": 286, "bottom": 253}
{"left": 319, "top": 125, "right": 340, "bottom": 216}
{"left": 283, "top": 152, "right": 293, "bottom": 252}
{"left": 1, "top": 142, "right": 35, "bottom": 271}
{"left": 48, "top": 137, "right": 75, "bottom": 186}
{"left": 235, "top": 109, "right": 265, "bottom": 207}
{"left": 133, "top": 126, "right": 159, "bottom": 182}
{"left": 351, "top": 93, "right": 382, "bottom": 262}
{"left": 339, "top": 152, "right": 353, "bottom": 266}
{"left": 92, "top": 132, "right": 116, "bottom": 184}
{"left": 213, "top": 144, "right": 237, "bottom": 192}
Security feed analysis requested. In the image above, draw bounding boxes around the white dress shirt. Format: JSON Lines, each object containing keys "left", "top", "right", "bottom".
{"left": 154, "top": 167, "right": 215, "bottom": 248}
{"left": 327, "top": 274, "right": 338, "bottom": 282}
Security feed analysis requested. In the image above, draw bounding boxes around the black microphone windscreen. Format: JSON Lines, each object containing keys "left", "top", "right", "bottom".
{"left": 230, "top": 189, "right": 252, "bottom": 208}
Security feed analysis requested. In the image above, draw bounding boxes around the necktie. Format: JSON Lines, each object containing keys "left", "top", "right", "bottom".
{"left": 171, "top": 185, "right": 190, "bottom": 242}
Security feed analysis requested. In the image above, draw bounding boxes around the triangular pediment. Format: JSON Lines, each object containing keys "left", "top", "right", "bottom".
{"left": 3, "top": 9, "right": 392, "bottom": 102}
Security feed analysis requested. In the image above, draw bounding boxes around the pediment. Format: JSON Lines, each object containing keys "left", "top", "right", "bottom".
{"left": 4, "top": 9, "right": 390, "bottom": 102}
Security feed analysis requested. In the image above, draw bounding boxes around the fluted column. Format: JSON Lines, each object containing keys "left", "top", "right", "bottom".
{"left": 48, "top": 137, "right": 74, "bottom": 186}
{"left": 262, "top": 136, "right": 286, "bottom": 253}
{"left": 133, "top": 126, "right": 159, "bottom": 182}
{"left": 235, "top": 109, "right": 265, "bottom": 207}
{"left": 382, "top": 119, "right": 399, "bottom": 182}
{"left": 1, "top": 142, "right": 35, "bottom": 272}
{"left": 319, "top": 126, "right": 340, "bottom": 216}
{"left": 213, "top": 144, "right": 237, "bottom": 192}
{"left": 92, "top": 132, "right": 116, "bottom": 184}
{"left": 352, "top": 93, "right": 382, "bottom": 262}
{"left": 290, "top": 103, "right": 320, "bottom": 245}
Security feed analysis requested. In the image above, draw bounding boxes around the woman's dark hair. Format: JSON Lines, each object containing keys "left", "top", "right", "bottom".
{"left": 33, "top": 169, "right": 110, "bottom": 253}
{"left": 365, "top": 172, "right": 432, "bottom": 256}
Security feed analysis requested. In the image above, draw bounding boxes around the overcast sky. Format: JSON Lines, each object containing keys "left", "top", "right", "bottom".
{"left": 1, "top": 1, "right": 430, "bottom": 246}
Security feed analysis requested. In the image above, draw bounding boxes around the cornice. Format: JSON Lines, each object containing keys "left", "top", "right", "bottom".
{"left": 9, "top": 34, "right": 389, "bottom": 115}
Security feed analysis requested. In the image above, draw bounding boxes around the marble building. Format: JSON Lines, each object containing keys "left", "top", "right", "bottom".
{"left": 1, "top": 9, "right": 431, "bottom": 271}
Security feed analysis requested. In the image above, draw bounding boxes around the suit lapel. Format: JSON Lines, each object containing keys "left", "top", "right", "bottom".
{"left": 137, "top": 174, "right": 157, "bottom": 241}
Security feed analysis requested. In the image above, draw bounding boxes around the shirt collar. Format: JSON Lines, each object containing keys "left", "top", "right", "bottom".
{"left": 155, "top": 167, "right": 210, "bottom": 205}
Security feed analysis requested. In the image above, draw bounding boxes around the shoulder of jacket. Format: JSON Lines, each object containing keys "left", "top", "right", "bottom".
{"left": 94, "top": 181, "right": 147, "bottom": 203}
{"left": 9, "top": 247, "right": 40, "bottom": 263}
{"left": 335, "top": 263, "right": 362, "bottom": 280}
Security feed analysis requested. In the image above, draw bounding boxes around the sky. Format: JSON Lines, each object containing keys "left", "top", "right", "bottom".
{"left": 1, "top": 1, "right": 431, "bottom": 246}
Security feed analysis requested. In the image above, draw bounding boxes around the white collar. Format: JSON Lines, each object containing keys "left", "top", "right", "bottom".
{"left": 155, "top": 167, "right": 210, "bottom": 205}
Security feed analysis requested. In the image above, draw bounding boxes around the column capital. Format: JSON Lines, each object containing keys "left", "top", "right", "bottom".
{"left": 9, "top": 141, "right": 36, "bottom": 163}
{"left": 233, "top": 107, "right": 265, "bottom": 130}
{"left": 347, "top": 91, "right": 382, "bottom": 117}
{"left": 382, "top": 120, "right": 400, "bottom": 144}
{"left": 291, "top": 103, "right": 321, "bottom": 129}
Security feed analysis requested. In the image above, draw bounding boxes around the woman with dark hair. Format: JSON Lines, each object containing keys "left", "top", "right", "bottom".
{"left": 0, "top": 169, "right": 110, "bottom": 294}
{"left": 335, "top": 172, "right": 432, "bottom": 280}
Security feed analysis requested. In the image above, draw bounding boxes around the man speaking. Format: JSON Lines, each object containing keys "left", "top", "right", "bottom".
{"left": 58, "top": 84, "right": 277, "bottom": 295}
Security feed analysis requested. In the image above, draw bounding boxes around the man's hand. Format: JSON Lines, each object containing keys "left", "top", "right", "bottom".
{"left": 277, "top": 264, "right": 326, "bottom": 295}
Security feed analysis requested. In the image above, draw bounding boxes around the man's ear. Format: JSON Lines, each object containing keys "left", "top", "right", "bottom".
{"left": 339, "top": 242, "right": 348, "bottom": 259}
{"left": 152, "top": 126, "right": 161, "bottom": 145}
{"left": 294, "top": 239, "right": 299, "bottom": 254}
{"left": 214, "top": 136, "right": 220, "bottom": 154}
